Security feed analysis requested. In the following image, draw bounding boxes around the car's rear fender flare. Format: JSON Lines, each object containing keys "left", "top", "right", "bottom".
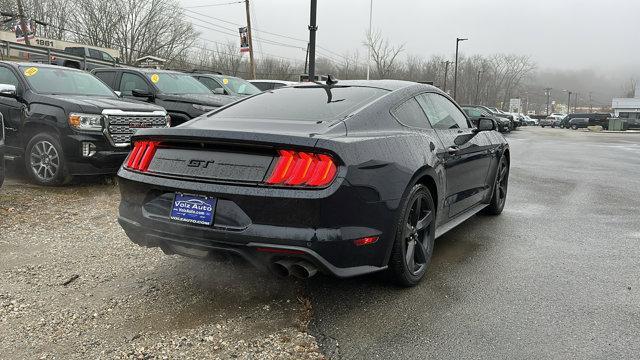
{"left": 379, "top": 165, "right": 442, "bottom": 267}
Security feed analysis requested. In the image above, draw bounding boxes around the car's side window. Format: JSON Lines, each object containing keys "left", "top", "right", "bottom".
{"left": 88, "top": 48, "right": 102, "bottom": 59}
{"left": 94, "top": 71, "right": 116, "bottom": 88}
{"left": 0, "top": 66, "right": 20, "bottom": 88}
{"left": 197, "top": 77, "right": 221, "bottom": 91}
{"left": 101, "top": 52, "right": 115, "bottom": 62}
{"left": 392, "top": 97, "right": 430, "bottom": 129}
{"left": 119, "top": 72, "right": 150, "bottom": 95}
{"left": 417, "top": 93, "right": 469, "bottom": 130}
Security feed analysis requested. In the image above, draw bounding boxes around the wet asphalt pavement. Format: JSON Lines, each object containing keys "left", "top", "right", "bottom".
{"left": 306, "top": 127, "right": 640, "bottom": 359}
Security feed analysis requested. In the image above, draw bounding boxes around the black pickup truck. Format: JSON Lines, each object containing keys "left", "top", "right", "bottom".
{"left": 92, "top": 68, "right": 236, "bottom": 126}
{"left": 30, "top": 46, "right": 119, "bottom": 70}
{"left": 0, "top": 62, "right": 169, "bottom": 186}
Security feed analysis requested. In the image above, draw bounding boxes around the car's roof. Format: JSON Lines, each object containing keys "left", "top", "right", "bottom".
{"left": 0, "top": 61, "right": 84, "bottom": 71}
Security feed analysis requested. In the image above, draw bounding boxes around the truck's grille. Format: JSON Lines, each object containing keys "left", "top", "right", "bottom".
{"left": 105, "top": 114, "right": 167, "bottom": 147}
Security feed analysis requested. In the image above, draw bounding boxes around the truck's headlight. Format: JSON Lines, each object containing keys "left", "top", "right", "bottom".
{"left": 192, "top": 104, "right": 217, "bottom": 112}
{"left": 68, "top": 113, "right": 103, "bottom": 131}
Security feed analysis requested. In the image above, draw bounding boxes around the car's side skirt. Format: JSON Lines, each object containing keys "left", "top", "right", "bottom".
{"left": 435, "top": 202, "right": 488, "bottom": 239}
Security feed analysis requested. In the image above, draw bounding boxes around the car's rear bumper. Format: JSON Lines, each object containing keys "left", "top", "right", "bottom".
{"left": 116, "top": 174, "right": 399, "bottom": 278}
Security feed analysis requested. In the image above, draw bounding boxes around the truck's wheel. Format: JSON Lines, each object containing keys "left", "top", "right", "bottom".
{"left": 24, "top": 133, "right": 71, "bottom": 186}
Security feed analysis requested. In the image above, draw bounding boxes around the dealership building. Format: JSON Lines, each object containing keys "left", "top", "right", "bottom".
{"left": 612, "top": 84, "right": 640, "bottom": 119}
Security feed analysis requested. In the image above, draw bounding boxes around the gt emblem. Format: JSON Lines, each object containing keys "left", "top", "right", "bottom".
{"left": 187, "top": 159, "right": 215, "bottom": 168}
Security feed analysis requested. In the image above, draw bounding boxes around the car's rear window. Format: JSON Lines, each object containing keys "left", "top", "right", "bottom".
{"left": 210, "top": 86, "right": 389, "bottom": 121}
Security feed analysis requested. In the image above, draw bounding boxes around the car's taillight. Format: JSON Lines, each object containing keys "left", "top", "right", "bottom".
{"left": 125, "top": 141, "right": 159, "bottom": 172}
{"left": 265, "top": 150, "right": 337, "bottom": 187}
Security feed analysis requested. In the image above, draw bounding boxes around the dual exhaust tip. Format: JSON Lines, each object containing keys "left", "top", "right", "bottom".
{"left": 272, "top": 259, "right": 318, "bottom": 279}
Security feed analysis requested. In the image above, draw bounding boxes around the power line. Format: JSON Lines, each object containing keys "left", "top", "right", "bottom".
{"left": 184, "top": 1, "right": 243, "bottom": 9}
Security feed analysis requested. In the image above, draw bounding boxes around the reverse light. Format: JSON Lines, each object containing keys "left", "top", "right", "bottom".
{"left": 125, "top": 141, "right": 160, "bottom": 172}
{"left": 265, "top": 150, "right": 337, "bottom": 187}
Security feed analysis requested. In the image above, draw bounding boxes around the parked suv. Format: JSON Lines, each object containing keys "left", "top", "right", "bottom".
{"left": 560, "top": 113, "right": 610, "bottom": 129}
{"left": 92, "top": 68, "right": 236, "bottom": 126}
{"left": 192, "top": 73, "right": 261, "bottom": 98}
{"left": 0, "top": 62, "right": 168, "bottom": 186}
{"left": 31, "top": 46, "right": 118, "bottom": 70}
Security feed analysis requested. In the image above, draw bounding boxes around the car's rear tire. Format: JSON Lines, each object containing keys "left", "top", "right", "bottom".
{"left": 24, "top": 133, "right": 71, "bottom": 186}
{"left": 389, "top": 184, "right": 436, "bottom": 287}
{"left": 483, "top": 154, "right": 509, "bottom": 215}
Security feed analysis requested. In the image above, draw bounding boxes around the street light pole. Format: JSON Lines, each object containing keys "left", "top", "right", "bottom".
{"left": 567, "top": 91, "right": 572, "bottom": 114}
{"left": 366, "top": 0, "right": 372, "bottom": 80}
{"left": 307, "top": 0, "right": 317, "bottom": 82}
{"left": 453, "top": 37, "right": 467, "bottom": 101}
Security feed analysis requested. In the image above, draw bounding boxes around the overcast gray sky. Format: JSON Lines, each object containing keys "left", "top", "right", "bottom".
{"left": 180, "top": 0, "right": 640, "bottom": 72}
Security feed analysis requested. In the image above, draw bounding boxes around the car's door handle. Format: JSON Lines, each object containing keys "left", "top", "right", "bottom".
{"left": 448, "top": 146, "right": 459, "bottom": 155}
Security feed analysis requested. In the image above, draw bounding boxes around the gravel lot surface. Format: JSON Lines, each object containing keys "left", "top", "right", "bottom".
{"left": 2, "top": 127, "right": 639, "bottom": 359}
{"left": 0, "top": 175, "right": 321, "bottom": 359}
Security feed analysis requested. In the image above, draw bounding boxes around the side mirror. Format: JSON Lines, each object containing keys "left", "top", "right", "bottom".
{"left": 131, "top": 88, "right": 153, "bottom": 101}
{"left": 213, "top": 88, "right": 225, "bottom": 95}
{"left": 114, "top": 90, "right": 122, "bottom": 97}
{"left": 0, "top": 84, "right": 17, "bottom": 99}
{"left": 476, "top": 118, "right": 496, "bottom": 132}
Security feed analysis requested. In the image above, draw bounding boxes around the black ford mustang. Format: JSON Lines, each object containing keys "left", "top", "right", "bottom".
{"left": 117, "top": 80, "right": 509, "bottom": 286}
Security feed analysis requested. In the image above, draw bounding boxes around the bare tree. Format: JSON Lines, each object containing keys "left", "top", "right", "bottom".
{"left": 363, "top": 29, "right": 405, "bottom": 79}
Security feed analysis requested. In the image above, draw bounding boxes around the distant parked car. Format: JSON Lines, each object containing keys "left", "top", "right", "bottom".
{"left": 522, "top": 115, "right": 537, "bottom": 126}
{"left": 462, "top": 106, "right": 511, "bottom": 133}
{"left": 249, "top": 80, "right": 297, "bottom": 91}
{"left": 569, "top": 118, "right": 589, "bottom": 130}
{"left": 540, "top": 117, "right": 561, "bottom": 128}
{"left": 92, "top": 68, "right": 236, "bottom": 126}
{"left": 560, "top": 113, "right": 611, "bottom": 130}
{"left": 31, "top": 46, "right": 118, "bottom": 70}
{"left": 192, "top": 73, "right": 261, "bottom": 98}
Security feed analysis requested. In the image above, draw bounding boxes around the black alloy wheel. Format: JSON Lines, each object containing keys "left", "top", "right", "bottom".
{"left": 483, "top": 154, "right": 509, "bottom": 215}
{"left": 389, "top": 184, "right": 436, "bottom": 286}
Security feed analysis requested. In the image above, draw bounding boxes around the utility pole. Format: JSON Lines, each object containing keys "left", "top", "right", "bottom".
{"left": 16, "top": 0, "right": 30, "bottom": 46}
{"left": 453, "top": 37, "right": 468, "bottom": 101}
{"left": 304, "top": 42, "right": 310, "bottom": 74}
{"left": 366, "top": 0, "right": 373, "bottom": 80}
{"left": 307, "top": 0, "right": 317, "bottom": 82}
{"left": 442, "top": 61, "right": 451, "bottom": 93}
{"left": 244, "top": 0, "right": 256, "bottom": 79}
{"left": 544, "top": 88, "right": 552, "bottom": 116}
{"left": 474, "top": 69, "right": 482, "bottom": 104}
{"left": 567, "top": 91, "right": 572, "bottom": 114}
{"left": 589, "top": 92, "right": 593, "bottom": 112}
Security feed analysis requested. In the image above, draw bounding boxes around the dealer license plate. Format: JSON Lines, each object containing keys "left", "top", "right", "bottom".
{"left": 170, "top": 193, "right": 216, "bottom": 226}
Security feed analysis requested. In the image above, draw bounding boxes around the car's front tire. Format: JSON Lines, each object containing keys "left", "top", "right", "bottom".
{"left": 483, "top": 154, "right": 509, "bottom": 215}
{"left": 24, "top": 133, "right": 71, "bottom": 186}
{"left": 389, "top": 184, "right": 436, "bottom": 287}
